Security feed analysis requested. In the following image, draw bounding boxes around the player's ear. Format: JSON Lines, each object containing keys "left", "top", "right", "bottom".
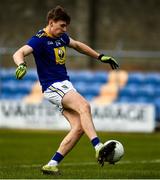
{"left": 49, "top": 19, "right": 53, "bottom": 27}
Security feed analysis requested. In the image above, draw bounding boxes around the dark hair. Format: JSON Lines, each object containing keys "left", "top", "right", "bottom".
{"left": 47, "top": 6, "right": 71, "bottom": 25}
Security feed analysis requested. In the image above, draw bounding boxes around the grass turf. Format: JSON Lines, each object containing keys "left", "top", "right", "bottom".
{"left": 0, "top": 129, "right": 160, "bottom": 179}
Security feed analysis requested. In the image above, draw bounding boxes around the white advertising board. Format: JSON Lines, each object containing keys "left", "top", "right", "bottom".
{"left": 0, "top": 101, "right": 69, "bottom": 130}
{"left": 0, "top": 100, "right": 155, "bottom": 132}
{"left": 91, "top": 103, "right": 155, "bottom": 132}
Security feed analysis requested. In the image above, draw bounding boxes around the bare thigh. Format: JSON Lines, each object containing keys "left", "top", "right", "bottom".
{"left": 63, "top": 108, "right": 82, "bottom": 129}
{"left": 62, "top": 90, "right": 89, "bottom": 113}
{"left": 62, "top": 90, "right": 97, "bottom": 140}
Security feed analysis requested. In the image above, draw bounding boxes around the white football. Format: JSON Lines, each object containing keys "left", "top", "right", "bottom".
{"left": 104, "top": 140, "right": 124, "bottom": 164}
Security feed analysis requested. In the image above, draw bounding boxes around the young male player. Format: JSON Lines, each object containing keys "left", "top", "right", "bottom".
{"left": 13, "top": 6, "right": 119, "bottom": 174}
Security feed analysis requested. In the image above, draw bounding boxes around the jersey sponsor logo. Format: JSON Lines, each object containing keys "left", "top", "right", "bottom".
{"left": 54, "top": 47, "right": 66, "bottom": 65}
{"left": 47, "top": 41, "right": 54, "bottom": 45}
{"left": 55, "top": 40, "right": 62, "bottom": 46}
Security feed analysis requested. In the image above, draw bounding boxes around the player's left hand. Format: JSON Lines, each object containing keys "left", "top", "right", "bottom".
{"left": 15, "top": 62, "right": 27, "bottom": 80}
{"left": 98, "top": 54, "right": 119, "bottom": 70}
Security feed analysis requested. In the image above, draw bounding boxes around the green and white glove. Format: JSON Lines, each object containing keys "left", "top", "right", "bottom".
{"left": 98, "top": 54, "right": 119, "bottom": 70}
{"left": 15, "top": 62, "right": 27, "bottom": 80}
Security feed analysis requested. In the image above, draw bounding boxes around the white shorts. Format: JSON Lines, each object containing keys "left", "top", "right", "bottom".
{"left": 43, "top": 80, "right": 76, "bottom": 112}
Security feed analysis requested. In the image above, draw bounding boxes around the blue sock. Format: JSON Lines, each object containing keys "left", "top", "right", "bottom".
{"left": 52, "top": 152, "right": 64, "bottom": 163}
{"left": 91, "top": 137, "right": 100, "bottom": 147}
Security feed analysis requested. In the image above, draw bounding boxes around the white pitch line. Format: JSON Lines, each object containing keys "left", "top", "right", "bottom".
{"left": 1, "top": 159, "right": 160, "bottom": 169}
{"left": 62, "top": 159, "right": 160, "bottom": 166}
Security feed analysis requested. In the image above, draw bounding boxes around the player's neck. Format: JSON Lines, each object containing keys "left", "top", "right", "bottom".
{"left": 44, "top": 26, "right": 55, "bottom": 38}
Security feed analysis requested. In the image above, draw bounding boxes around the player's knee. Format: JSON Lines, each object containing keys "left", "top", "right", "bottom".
{"left": 79, "top": 101, "right": 91, "bottom": 115}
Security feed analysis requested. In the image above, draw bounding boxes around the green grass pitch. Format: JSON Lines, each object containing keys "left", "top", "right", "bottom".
{"left": 0, "top": 129, "right": 160, "bottom": 179}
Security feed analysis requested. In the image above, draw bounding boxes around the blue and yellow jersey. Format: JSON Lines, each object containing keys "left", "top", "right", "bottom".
{"left": 27, "top": 29, "right": 70, "bottom": 92}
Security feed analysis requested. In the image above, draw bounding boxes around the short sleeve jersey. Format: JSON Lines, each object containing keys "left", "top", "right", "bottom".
{"left": 27, "top": 29, "right": 70, "bottom": 92}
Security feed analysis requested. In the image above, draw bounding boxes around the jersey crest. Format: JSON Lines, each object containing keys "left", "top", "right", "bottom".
{"left": 54, "top": 46, "right": 66, "bottom": 65}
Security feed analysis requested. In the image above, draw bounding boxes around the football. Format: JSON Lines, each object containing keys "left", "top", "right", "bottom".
{"left": 104, "top": 140, "right": 124, "bottom": 164}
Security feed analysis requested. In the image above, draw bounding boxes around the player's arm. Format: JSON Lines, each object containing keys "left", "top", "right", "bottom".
{"left": 13, "top": 45, "right": 33, "bottom": 79}
{"left": 69, "top": 38, "right": 119, "bottom": 69}
{"left": 69, "top": 37, "right": 100, "bottom": 59}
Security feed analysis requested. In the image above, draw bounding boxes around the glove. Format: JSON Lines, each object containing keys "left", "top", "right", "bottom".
{"left": 98, "top": 54, "right": 119, "bottom": 70}
{"left": 15, "top": 62, "right": 27, "bottom": 79}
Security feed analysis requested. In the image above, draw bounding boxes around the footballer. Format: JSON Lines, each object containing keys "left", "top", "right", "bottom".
{"left": 13, "top": 6, "right": 119, "bottom": 174}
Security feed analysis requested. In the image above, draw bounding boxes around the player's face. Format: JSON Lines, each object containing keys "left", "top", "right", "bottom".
{"left": 50, "top": 20, "right": 68, "bottom": 37}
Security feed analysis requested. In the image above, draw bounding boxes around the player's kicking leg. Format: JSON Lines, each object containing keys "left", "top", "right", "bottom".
{"left": 62, "top": 90, "right": 116, "bottom": 166}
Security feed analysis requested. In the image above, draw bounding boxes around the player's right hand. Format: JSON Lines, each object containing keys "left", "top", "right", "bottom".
{"left": 15, "top": 62, "right": 27, "bottom": 80}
